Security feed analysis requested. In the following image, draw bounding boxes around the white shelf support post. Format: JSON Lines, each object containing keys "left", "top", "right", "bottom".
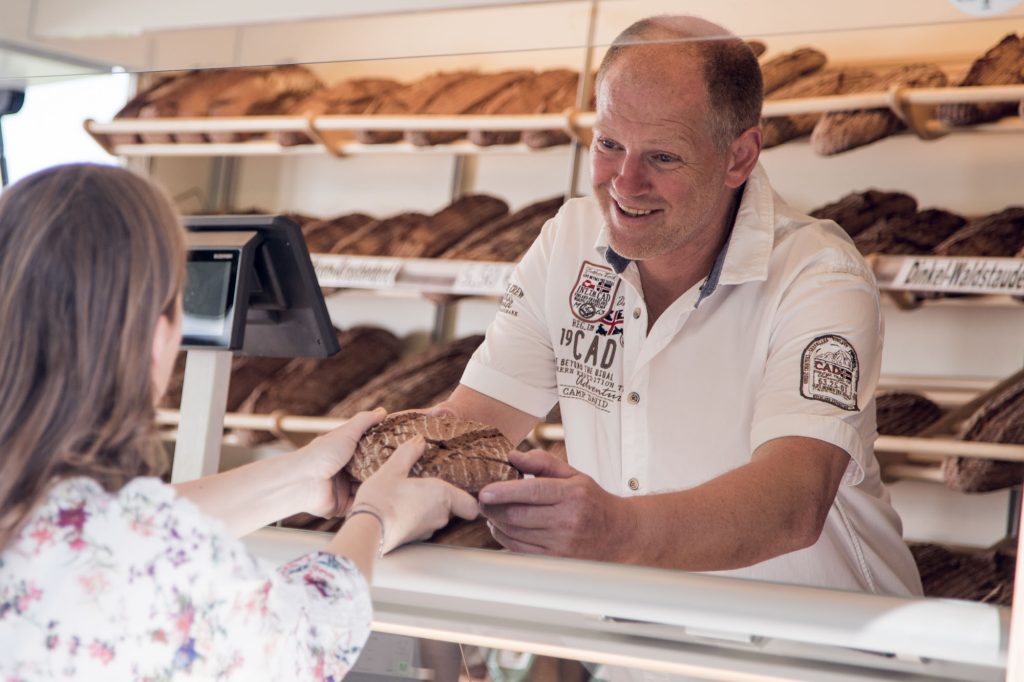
{"left": 171, "top": 349, "right": 233, "bottom": 483}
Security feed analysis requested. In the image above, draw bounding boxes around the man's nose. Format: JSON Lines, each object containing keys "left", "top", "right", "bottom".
{"left": 612, "top": 153, "right": 649, "bottom": 196}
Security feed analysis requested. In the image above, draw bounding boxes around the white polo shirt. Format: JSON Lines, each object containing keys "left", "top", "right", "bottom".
{"left": 462, "top": 164, "right": 922, "bottom": 597}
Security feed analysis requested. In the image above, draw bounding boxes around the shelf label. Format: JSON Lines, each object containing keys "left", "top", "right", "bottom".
{"left": 890, "top": 257, "right": 1024, "bottom": 295}
{"left": 452, "top": 262, "right": 516, "bottom": 295}
{"left": 311, "top": 255, "right": 401, "bottom": 289}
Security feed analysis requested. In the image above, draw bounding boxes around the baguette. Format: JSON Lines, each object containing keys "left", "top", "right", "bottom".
{"left": 760, "top": 47, "right": 827, "bottom": 94}
{"left": 937, "top": 34, "right": 1024, "bottom": 127}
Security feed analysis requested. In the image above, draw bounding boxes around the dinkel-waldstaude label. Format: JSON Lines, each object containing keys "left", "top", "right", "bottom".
{"left": 891, "top": 257, "right": 1024, "bottom": 295}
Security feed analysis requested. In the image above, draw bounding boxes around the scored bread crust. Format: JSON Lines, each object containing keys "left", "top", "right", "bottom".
{"left": 347, "top": 413, "right": 520, "bottom": 494}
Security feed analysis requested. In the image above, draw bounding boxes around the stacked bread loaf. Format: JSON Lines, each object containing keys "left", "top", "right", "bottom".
{"left": 441, "top": 195, "right": 563, "bottom": 262}
{"left": 234, "top": 326, "right": 402, "bottom": 446}
{"left": 910, "top": 542, "right": 1014, "bottom": 605}
{"left": 853, "top": 209, "right": 967, "bottom": 257}
{"left": 932, "top": 207, "right": 1024, "bottom": 257}
{"left": 160, "top": 353, "right": 291, "bottom": 412}
{"left": 328, "top": 334, "right": 483, "bottom": 418}
{"left": 944, "top": 372, "right": 1024, "bottom": 492}
{"left": 937, "top": 33, "right": 1024, "bottom": 127}
{"left": 809, "top": 189, "right": 918, "bottom": 239}
{"left": 875, "top": 392, "right": 943, "bottom": 437}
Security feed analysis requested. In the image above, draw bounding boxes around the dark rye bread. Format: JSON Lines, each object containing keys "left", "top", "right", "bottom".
{"left": 875, "top": 391, "right": 943, "bottom": 436}
{"left": 810, "top": 189, "right": 918, "bottom": 239}
{"left": 235, "top": 327, "right": 401, "bottom": 446}
{"left": 810, "top": 64, "right": 947, "bottom": 155}
{"left": 947, "top": 371, "right": 1024, "bottom": 492}
{"left": 762, "top": 68, "right": 877, "bottom": 148}
{"left": 937, "top": 34, "right": 1024, "bottom": 127}
{"left": 409, "top": 70, "right": 533, "bottom": 146}
{"left": 442, "top": 195, "right": 563, "bottom": 261}
{"left": 933, "top": 207, "right": 1024, "bottom": 257}
{"left": 358, "top": 71, "right": 476, "bottom": 144}
{"left": 390, "top": 195, "right": 510, "bottom": 258}
{"left": 159, "top": 352, "right": 290, "bottom": 411}
{"left": 523, "top": 72, "right": 591, "bottom": 149}
{"left": 347, "top": 413, "right": 519, "bottom": 494}
{"left": 328, "top": 335, "right": 483, "bottom": 418}
{"left": 852, "top": 209, "right": 967, "bottom": 256}
{"left": 329, "top": 212, "right": 433, "bottom": 256}
{"left": 302, "top": 213, "right": 376, "bottom": 254}
{"left": 910, "top": 542, "right": 1015, "bottom": 605}
{"left": 470, "top": 69, "right": 578, "bottom": 146}
{"left": 760, "top": 47, "right": 828, "bottom": 94}
{"left": 278, "top": 78, "right": 402, "bottom": 146}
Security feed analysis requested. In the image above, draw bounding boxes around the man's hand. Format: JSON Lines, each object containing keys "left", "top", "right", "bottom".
{"left": 478, "top": 449, "right": 631, "bottom": 561}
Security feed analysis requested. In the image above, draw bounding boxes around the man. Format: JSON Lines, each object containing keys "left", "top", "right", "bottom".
{"left": 437, "top": 15, "right": 921, "bottom": 596}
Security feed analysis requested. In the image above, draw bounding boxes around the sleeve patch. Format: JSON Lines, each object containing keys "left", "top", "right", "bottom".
{"left": 800, "top": 334, "right": 859, "bottom": 411}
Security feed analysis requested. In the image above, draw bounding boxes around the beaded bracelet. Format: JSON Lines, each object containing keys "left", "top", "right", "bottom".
{"left": 346, "top": 504, "right": 386, "bottom": 558}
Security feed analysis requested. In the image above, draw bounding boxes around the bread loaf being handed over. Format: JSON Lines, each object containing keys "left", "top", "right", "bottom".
{"left": 347, "top": 413, "right": 521, "bottom": 494}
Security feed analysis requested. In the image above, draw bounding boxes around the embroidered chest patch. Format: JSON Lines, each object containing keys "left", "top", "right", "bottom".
{"left": 569, "top": 261, "right": 620, "bottom": 323}
{"left": 800, "top": 334, "right": 859, "bottom": 411}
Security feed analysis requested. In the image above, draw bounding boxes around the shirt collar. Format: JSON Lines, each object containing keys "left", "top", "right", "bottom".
{"left": 595, "top": 163, "right": 775, "bottom": 300}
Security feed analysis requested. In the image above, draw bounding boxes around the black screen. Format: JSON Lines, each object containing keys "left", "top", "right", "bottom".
{"left": 182, "top": 251, "right": 240, "bottom": 346}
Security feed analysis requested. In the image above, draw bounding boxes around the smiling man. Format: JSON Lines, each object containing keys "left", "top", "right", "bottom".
{"left": 435, "top": 15, "right": 921, "bottom": 601}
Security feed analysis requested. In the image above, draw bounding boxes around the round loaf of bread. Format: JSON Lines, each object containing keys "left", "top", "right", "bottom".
{"left": 347, "top": 413, "right": 520, "bottom": 494}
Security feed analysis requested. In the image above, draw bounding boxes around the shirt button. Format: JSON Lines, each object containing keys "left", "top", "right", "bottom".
{"left": 627, "top": 391, "right": 640, "bottom": 405}
{"left": 628, "top": 478, "right": 640, "bottom": 491}
{"left": 632, "top": 307, "right": 642, "bottom": 319}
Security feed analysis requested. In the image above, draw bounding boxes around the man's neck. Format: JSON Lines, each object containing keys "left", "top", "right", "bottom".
{"left": 637, "top": 192, "right": 741, "bottom": 331}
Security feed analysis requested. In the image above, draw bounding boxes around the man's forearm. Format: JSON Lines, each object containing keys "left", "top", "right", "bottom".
{"left": 438, "top": 384, "right": 541, "bottom": 446}
{"left": 615, "top": 440, "right": 847, "bottom": 571}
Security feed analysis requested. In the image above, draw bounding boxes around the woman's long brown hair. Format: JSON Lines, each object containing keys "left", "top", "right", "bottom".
{"left": 0, "top": 163, "right": 186, "bottom": 549}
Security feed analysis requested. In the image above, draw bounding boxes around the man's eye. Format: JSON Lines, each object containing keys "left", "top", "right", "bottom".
{"left": 654, "top": 153, "right": 678, "bottom": 163}
{"left": 599, "top": 138, "right": 618, "bottom": 150}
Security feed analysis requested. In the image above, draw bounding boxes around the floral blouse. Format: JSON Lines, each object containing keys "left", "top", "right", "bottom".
{"left": 0, "top": 476, "right": 372, "bottom": 681}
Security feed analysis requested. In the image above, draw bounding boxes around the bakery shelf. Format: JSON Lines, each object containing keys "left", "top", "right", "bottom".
{"left": 873, "top": 254, "right": 1024, "bottom": 297}
{"left": 84, "top": 83, "right": 1024, "bottom": 159}
{"left": 310, "top": 253, "right": 514, "bottom": 296}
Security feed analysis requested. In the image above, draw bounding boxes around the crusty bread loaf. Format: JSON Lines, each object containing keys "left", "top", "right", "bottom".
{"left": 205, "top": 65, "right": 321, "bottom": 143}
{"left": 409, "top": 70, "right": 533, "bottom": 146}
{"left": 278, "top": 78, "right": 401, "bottom": 146}
{"left": 137, "top": 70, "right": 236, "bottom": 143}
{"left": 760, "top": 47, "right": 827, "bottom": 94}
{"left": 442, "top": 195, "right": 563, "bottom": 261}
{"left": 937, "top": 34, "right": 1024, "bottom": 127}
{"left": 111, "top": 73, "right": 190, "bottom": 145}
{"left": 810, "top": 64, "right": 947, "bottom": 155}
{"left": 329, "top": 212, "right": 433, "bottom": 256}
{"left": 359, "top": 71, "right": 475, "bottom": 143}
{"left": 523, "top": 72, "right": 590, "bottom": 149}
{"left": 852, "top": 209, "right": 966, "bottom": 256}
{"left": 390, "top": 195, "right": 509, "bottom": 258}
{"left": 235, "top": 327, "right": 401, "bottom": 446}
{"left": 303, "top": 213, "right": 376, "bottom": 254}
{"left": 875, "top": 391, "right": 943, "bottom": 436}
{"left": 910, "top": 542, "right": 1014, "bottom": 605}
{"left": 762, "top": 68, "right": 877, "bottom": 148}
{"left": 810, "top": 189, "right": 917, "bottom": 238}
{"left": 347, "top": 413, "right": 519, "bottom": 494}
{"left": 947, "top": 371, "right": 1024, "bottom": 492}
{"left": 470, "top": 69, "right": 577, "bottom": 146}
{"left": 328, "top": 334, "right": 483, "bottom": 418}
{"left": 933, "top": 207, "right": 1024, "bottom": 257}
{"left": 159, "top": 352, "right": 290, "bottom": 411}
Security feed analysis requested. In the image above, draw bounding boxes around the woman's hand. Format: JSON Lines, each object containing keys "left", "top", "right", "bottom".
{"left": 294, "top": 408, "right": 386, "bottom": 519}
{"left": 351, "top": 436, "right": 479, "bottom": 553}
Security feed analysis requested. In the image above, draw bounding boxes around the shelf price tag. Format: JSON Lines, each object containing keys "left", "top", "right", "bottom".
{"left": 890, "top": 257, "right": 1024, "bottom": 295}
{"left": 452, "top": 262, "right": 516, "bottom": 296}
{"left": 311, "top": 255, "right": 402, "bottom": 289}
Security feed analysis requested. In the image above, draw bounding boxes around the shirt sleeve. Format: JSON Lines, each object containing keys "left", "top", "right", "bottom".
{"left": 749, "top": 259, "right": 883, "bottom": 486}
{"left": 460, "top": 215, "right": 561, "bottom": 418}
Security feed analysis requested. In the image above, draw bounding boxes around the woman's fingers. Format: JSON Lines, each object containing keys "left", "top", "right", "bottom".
{"left": 378, "top": 436, "right": 426, "bottom": 478}
{"left": 447, "top": 485, "right": 480, "bottom": 521}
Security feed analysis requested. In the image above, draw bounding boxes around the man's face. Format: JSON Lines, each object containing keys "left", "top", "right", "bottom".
{"left": 590, "top": 49, "right": 732, "bottom": 264}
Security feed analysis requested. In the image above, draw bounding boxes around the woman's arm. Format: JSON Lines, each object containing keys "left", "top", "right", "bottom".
{"left": 174, "top": 410, "right": 385, "bottom": 537}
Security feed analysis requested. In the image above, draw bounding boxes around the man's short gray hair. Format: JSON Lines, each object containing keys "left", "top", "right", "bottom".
{"left": 596, "top": 15, "right": 763, "bottom": 151}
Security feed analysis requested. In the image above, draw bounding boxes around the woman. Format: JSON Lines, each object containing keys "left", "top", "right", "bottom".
{"left": 0, "top": 163, "right": 477, "bottom": 680}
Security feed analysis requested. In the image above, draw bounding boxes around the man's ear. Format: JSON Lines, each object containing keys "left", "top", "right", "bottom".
{"left": 724, "top": 126, "right": 763, "bottom": 189}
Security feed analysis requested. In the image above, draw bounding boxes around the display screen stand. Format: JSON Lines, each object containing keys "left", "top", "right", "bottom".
{"left": 172, "top": 349, "right": 233, "bottom": 483}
